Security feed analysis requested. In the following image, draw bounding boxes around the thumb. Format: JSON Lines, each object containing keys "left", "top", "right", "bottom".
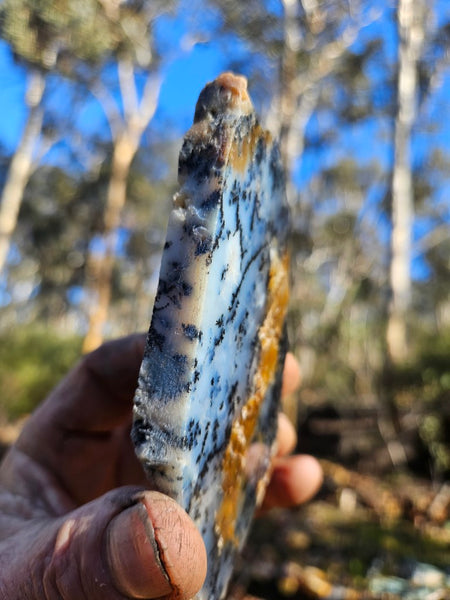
{"left": 107, "top": 490, "right": 207, "bottom": 599}
{"left": 1, "top": 487, "right": 207, "bottom": 600}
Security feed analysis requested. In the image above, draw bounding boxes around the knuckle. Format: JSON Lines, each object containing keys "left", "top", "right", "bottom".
{"left": 42, "top": 517, "right": 124, "bottom": 600}
{"left": 43, "top": 518, "right": 83, "bottom": 598}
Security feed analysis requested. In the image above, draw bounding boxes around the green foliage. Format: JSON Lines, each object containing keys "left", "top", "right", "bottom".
{"left": 11, "top": 164, "right": 100, "bottom": 318}
{"left": 0, "top": 0, "right": 118, "bottom": 68}
{"left": 0, "top": 0, "right": 171, "bottom": 71}
{"left": 0, "top": 325, "right": 82, "bottom": 420}
{"left": 390, "top": 328, "right": 450, "bottom": 475}
{"left": 390, "top": 327, "right": 450, "bottom": 397}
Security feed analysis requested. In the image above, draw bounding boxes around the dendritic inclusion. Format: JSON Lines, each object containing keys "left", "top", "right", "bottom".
{"left": 132, "top": 72, "right": 290, "bottom": 600}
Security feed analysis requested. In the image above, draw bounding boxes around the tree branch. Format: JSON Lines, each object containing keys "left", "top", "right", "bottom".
{"left": 413, "top": 223, "right": 450, "bottom": 256}
{"left": 138, "top": 72, "right": 163, "bottom": 130}
{"left": 90, "top": 80, "right": 122, "bottom": 139}
{"left": 118, "top": 57, "right": 139, "bottom": 125}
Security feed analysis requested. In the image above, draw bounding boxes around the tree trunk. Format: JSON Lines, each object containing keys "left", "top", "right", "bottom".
{"left": 379, "top": 0, "right": 427, "bottom": 470}
{"left": 82, "top": 133, "right": 137, "bottom": 353}
{"left": 82, "top": 59, "right": 161, "bottom": 353}
{"left": 279, "top": 0, "right": 301, "bottom": 172}
{"left": 0, "top": 69, "right": 45, "bottom": 274}
{"left": 387, "top": 0, "right": 425, "bottom": 364}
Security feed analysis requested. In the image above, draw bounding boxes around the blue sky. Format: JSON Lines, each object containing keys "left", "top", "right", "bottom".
{"left": 0, "top": 3, "right": 449, "bottom": 286}
{"left": 0, "top": 42, "right": 28, "bottom": 151}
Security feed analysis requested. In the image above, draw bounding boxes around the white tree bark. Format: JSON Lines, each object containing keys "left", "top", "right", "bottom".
{"left": 0, "top": 69, "right": 46, "bottom": 274}
{"left": 272, "top": 0, "right": 370, "bottom": 205}
{"left": 82, "top": 59, "right": 162, "bottom": 353}
{"left": 387, "top": 0, "right": 426, "bottom": 364}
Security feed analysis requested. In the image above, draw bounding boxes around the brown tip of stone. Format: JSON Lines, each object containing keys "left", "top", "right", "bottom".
{"left": 193, "top": 72, "right": 253, "bottom": 123}
{"left": 215, "top": 72, "right": 250, "bottom": 104}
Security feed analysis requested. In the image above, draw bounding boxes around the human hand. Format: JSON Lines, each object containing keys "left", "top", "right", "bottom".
{"left": 262, "top": 352, "right": 323, "bottom": 511}
{"left": 0, "top": 334, "right": 321, "bottom": 599}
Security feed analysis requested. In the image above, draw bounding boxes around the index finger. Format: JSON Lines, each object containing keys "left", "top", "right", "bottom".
{"left": 19, "top": 334, "right": 146, "bottom": 446}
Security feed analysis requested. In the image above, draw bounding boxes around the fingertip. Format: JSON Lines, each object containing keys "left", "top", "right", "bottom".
{"left": 282, "top": 353, "right": 301, "bottom": 397}
{"left": 108, "top": 491, "right": 207, "bottom": 600}
{"left": 140, "top": 492, "right": 207, "bottom": 599}
{"left": 107, "top": 502, "right": 172, "bottom": 598}
{"left": 276, "top": 413, "right": 297, "bottom": 456}
{"left": 262, "top": 455, "right": 323, "bottom": 510}
{"left": 290, "top": 454, "right": 323, "bottom": 502}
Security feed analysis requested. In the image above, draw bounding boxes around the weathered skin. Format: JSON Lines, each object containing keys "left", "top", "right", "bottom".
{"left": 132, "top": 72, "right": 290, "bottom": 600}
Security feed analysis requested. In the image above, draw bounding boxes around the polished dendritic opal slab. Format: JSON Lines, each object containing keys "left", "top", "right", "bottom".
{"left": 132, "top": 72, "right": 290, "bottom": 600}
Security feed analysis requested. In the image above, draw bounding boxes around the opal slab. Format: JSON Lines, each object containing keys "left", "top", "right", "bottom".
{"left": 132, "top": 72, "right": 290, "bottom": 600}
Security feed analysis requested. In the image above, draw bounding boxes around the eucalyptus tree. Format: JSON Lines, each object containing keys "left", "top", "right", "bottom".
{"left": 387, "top": 0, "right": 428, "bottom": 365}
{"left": 0, "top": 0, "right": 176, "bottom": 349}
{"left": 0, "top": 0, "right": 129, "bottom": 275}
{"left": 198, "top": 1, "right": 388, "bottom": 428}
{"left": 79, "top": 1, "right": 175, "bottom": 352}
{"left": 0, "top": 2, "right": 54, "bottom": 275}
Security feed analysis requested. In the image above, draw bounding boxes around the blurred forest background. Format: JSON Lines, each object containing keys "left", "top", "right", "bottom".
{"left": 0, "top": 0, "right": 449, "bottom": 597}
